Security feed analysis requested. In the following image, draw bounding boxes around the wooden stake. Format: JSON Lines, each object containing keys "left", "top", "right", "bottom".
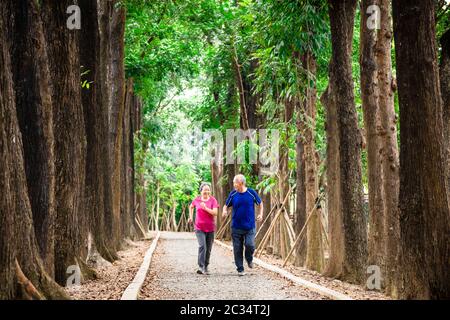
{"left": 255, "top": 187, "right": 290, "bottom": 240}
{"left": 282, "top": 193, "right": 325, "bottom": 267}
{"left": 255, "top": 209, "right": 283, "bottom": 257}
{"left": 216, "top": 215, "right": 231, "bottom": 239}
{"left": 255, "top": 187, "right": 293, "bottom": 257}
{"left": 318, "top": 206, "right": 330, "bottom": 249}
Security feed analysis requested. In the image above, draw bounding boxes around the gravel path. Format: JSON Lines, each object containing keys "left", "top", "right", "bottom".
{"left": 139, "top": 232, "right": 326, "bottom": 300}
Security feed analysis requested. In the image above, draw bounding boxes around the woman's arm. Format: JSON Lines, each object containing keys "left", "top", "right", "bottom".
{"left": 200, "top": 203, "right": 218, "bottom": 216}
{"left": 205, "top": 207, "right": 218, "bottom": 217}
{"left": 188, "top": 204, "right": 194, "bottom": 223}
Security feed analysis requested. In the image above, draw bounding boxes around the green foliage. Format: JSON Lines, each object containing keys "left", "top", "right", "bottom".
{"left": 125, "top": 0, "right": 413, "bottom": 223}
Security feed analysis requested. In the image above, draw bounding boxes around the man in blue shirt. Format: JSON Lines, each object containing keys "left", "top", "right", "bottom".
{"left": 222, "top": 174, "right": 263, "bottom": 276}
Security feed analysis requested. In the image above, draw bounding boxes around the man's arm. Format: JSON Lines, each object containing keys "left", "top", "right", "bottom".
{"left": 222, "top": 204, "right": 231, "bottom": 219}
{"left": 223, "top": 192, "right": 234, "bottom": 219}
{"left": 256, "top": 201, "right": 263, "bottom": 222}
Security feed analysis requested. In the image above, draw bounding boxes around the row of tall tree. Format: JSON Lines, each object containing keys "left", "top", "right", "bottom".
{"left": 200, "top": 0, "right": 449, "bottom": 299}
{"left": 0, "top": 0, "right": 147, "bottom": 299}
{"left": 122, "top": 0, "right": 449, "bottom": 299}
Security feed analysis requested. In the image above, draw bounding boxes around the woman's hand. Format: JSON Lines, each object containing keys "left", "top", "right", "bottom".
{"left": 188, "top": 204, "right": 194, "bottom": 225}
{"left": 200, "top": 202, "right": 207, "bottom": 210}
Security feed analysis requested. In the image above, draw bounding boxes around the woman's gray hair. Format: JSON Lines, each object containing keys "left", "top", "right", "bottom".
{"left": 199, "top": 182, "right": 212, "bottom": 192}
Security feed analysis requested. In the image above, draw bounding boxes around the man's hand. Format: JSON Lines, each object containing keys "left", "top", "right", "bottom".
{"left": 222, "top": 205, "right": 228, "bottom": 219}
{"left": 257, "top": 202, "right": 264, "bottom": 222}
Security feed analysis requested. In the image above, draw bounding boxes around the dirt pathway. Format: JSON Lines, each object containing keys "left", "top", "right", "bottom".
{"left": 66, "top": 240, "right": 151, "bottom": 300}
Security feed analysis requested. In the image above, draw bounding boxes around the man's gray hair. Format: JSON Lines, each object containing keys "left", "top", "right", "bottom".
{"left": 233, "top": 174, "right": 246, "bottom": 185}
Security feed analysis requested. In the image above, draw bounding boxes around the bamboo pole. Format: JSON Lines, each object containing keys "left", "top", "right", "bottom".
{"left": 284, "top": 215, "right": 295, "bottom": 259}
{"left": 254, "top": 189, "right": 287, "bottom": 240}
{"left": 282, "top": 193, "right": 325, "bottom": 267}
{"left": 172, "top": 201, "right": 177, "bottom": 232}
{"left": 284, "top": 209, "right": 296, "bottom": 245}
{"left": 166, "top": 207, "right": 171, "bottom": 231}
{"left": 216, "top": 215, "right": 231, "bottom": 239}
{"left": 318, "top": 206, "right": 329, "bottom": 249}
{"left": 280, "top": 212, "right": 288, "bottom": 258}
{"left": 254, "top": 188, "right": 292, "bottom": 257}
{"left": 177, "top": 205, "right": 185, "bottom": 232}
{"left": 255, "top": 204, "right": 278, "bottom": 239}
{"left": 135, "top": 216, "right": 147, "bottom": 238}
{"left": 255, "top": 209, "right": 283, "bottom": 257}
{"left": 155, "top": 184, "right": 160, "bottom": 231}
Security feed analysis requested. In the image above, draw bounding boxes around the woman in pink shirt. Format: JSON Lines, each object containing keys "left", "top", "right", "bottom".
{"left": 188, "top": 182, "right": 219, "bottom": 275}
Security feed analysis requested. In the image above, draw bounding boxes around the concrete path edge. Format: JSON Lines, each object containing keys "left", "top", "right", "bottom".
{"left": 121, "top": 231, "right": 161, "bottom": 300}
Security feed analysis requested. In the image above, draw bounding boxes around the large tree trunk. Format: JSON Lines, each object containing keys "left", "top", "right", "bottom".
{"left": 360, "top": 0, "right": 386, "bottom": 276}
{"left": 211, "top": 158, "right": 224, "bottom": 230}
{"left": 376, "top": 0, "right": 400, "bottom": 295}
{"left": 0, "top": 2, "right": 67, "bottom": 298}
{"left": 98, "top": 0, "right": 119, "bottom": 255}
{"left": 121, "top": 80, "right": 137, "bottom": 240}
{"left": 41, "top": 0, "right": 87, "bottom": 285}
{"left": 273, "top": 98, "right": 294, "bottom": 258}
{"left": 134, "top": 97, "right": 148, "bottom": 235}
{"left": 109, "top": 4, "right": 127, "bottom": 248}
{"left": 321, "top": 80, "right": 343, "bottom": 279}
{"left": 6, "top": 0, "right": 56, "bottom": 278}
{"left": 281, "top": 99, "right": 294, "bottom": 204}
{"left": 130, "top": 94, "right": 143, "bottom": 237}
{"left": 392, "top": 0, "right": 450, "bottom": 299}
{"left": 79, "top": 0, "right": 117, "bottom": 264}
{"left": 210, "top": 74, "right": 225, "bottom": 231}
{"left": 232, "top": 45, "right": 250, "bottom": 131}
{"left": 303, "top": 52, "right": 324, "bottom": 272}
{"left": 294, "top": 96, "right": 307, "bottom": 266}
{"left": 254, "top": 90, "right": 269, "bottom": 245}
{"left": 440, "top": 29, "right": 450, "bottom": 200}
{"left": 223, "top": 158, "right": 236, "bottom": 241}
{"left": 243, "top": 59, "right": 259, "bottom": 130}
{"left": 325, "top": 0, "right": 367, "bottom": 284}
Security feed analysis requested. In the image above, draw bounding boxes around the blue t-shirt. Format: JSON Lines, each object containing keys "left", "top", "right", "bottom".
{"left": 225, "top": 188, "right": 262, "bottom": 230}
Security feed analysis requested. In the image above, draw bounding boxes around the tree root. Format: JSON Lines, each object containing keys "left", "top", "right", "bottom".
{"left": 15, "top": 259, "right": 44, "bottom": 300}
{"left": 121, "top": 237, "right": 139, "bottom": 250}
{"left": 86, "top": 233, "right": 115, "bottom": 268}
{"left": 15, "top": 259, "right": 69, "bottom": 300}
{"left": 76, "top": 257, "right": 98, "bottom": 281}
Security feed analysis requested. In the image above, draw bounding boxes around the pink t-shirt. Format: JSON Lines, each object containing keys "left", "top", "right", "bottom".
{"left": 191, "top": 196, "right": 219, "bottom": 232}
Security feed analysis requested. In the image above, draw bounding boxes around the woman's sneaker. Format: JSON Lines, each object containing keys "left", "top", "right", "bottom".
{"left": 238, "top": 271, "right": 246, "bottom": 276}
{"left": 204, "top": 267, "right": 210, "bottom": 275}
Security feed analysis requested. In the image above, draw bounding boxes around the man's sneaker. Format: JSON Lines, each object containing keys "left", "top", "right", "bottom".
{"left": 204, "top": 267, "right": 210, "bottom": 275}
{"left": 238, "top": 271, "right": 246, "bottom": 276}
{"left": 247, "top": 262, "right": 254, "bottom": 269}
{"left": 197, "top": 268, "right": 205, "bottom": 275}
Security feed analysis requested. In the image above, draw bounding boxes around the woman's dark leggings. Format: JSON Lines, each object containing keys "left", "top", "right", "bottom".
{"left": 195, "top": 230, "right": 215, "bottom": 269}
